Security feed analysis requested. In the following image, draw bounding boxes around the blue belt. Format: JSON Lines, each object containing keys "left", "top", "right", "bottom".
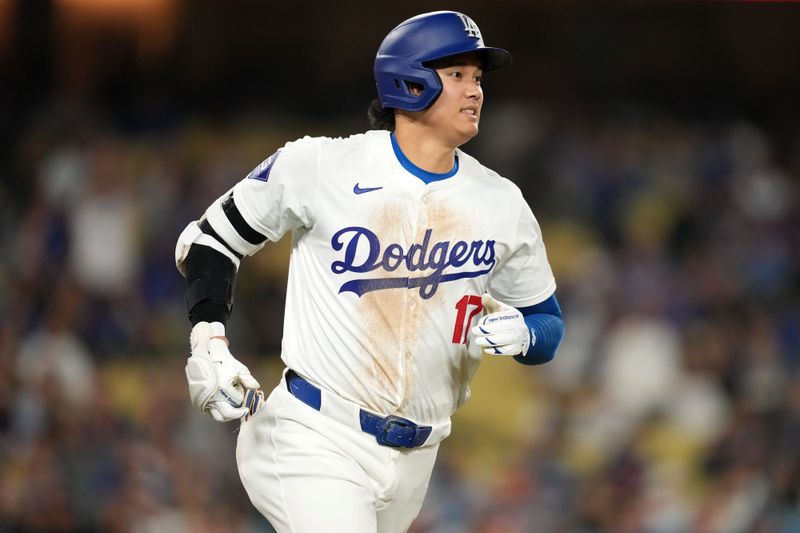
{"left": 286, "top": 370, "right": 432, "bottom": 449}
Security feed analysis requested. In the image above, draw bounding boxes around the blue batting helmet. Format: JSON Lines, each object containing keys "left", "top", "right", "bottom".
{"left": 374, "top": 11, "right": 512, "bottom": 112}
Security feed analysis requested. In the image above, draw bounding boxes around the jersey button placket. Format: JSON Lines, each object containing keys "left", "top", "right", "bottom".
{"left": 399, "top": 190, "right": 427, "bottom": 411}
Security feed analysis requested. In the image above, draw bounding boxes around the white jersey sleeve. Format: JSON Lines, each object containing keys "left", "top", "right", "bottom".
{"left": 231, "top": 136, "right": 322, "bottom": 243}
{"left": 486, "top": 187, "right": 556, "bottom": 308}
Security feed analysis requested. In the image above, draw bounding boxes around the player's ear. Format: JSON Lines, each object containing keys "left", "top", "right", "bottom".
{"left": 406, "top": 81, "right": 424, "bottom": 97}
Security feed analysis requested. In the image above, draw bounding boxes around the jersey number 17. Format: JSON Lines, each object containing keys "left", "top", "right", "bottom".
{"left": 451, "top": 295, "right": 483, "bottom": 344}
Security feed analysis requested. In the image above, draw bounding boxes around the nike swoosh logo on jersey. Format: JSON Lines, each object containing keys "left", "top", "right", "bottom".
{"left": 353, "top": 183, "right": 383, "bottom": 194}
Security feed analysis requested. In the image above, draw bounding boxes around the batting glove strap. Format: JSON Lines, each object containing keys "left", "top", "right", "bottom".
{"left": 186, "top": 322, "right": 260, "bottom": 422}
{"left": 471, "top": 294, "right": 534, "bottom": 357}
{"left": 243, "top": 388, "right": 265, "bottom": 422}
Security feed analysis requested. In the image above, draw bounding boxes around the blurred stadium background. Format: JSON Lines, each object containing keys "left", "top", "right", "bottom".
{"left": 1, "top": 1, "right": 800, "bottom": 531}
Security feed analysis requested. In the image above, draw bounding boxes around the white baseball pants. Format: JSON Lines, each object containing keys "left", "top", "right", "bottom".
{"left": 236, "top": 376, "right": 440, "bottom": 533}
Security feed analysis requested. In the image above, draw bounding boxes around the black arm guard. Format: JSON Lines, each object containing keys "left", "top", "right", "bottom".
{"left": 183, "top": 243, "right": 237, "bottom": 325}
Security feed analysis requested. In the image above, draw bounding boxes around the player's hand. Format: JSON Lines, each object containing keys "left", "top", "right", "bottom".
{"left": 471, "top": 294, "right": 533, "bottom": 356}
{"left": 186, "top": 321, "right": 261, "bottom": 422}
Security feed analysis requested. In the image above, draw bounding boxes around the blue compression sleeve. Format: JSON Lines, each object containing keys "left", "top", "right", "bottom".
{"left": 514, "top": 294, "right": 565, "bottom": 366}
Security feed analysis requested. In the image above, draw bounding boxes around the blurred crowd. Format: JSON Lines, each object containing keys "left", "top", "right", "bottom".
{"left": 1, "top": 99, "right": 798, "bottom": 532}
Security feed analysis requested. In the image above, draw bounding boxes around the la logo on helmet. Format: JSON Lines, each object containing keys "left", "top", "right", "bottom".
{"left": 458, "top": 14, "right": 482, "bottom": 39}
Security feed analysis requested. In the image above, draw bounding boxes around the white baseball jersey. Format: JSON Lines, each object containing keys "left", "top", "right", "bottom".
{"left": 214, "top": 130, "right": 555, "bottom": 427}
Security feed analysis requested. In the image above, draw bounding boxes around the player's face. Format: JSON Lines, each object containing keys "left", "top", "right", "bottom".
{"left": 423, "top": 53, "right": 484, "bottom": 146}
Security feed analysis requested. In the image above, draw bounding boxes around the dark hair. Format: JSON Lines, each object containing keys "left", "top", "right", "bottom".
{"left": 367, "top": 99, "right": 395, "bottom": 131}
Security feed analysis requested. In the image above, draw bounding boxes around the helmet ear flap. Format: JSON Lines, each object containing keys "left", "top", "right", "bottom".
{"left": 375, "top": 63, "right": 442, "bottom": 111}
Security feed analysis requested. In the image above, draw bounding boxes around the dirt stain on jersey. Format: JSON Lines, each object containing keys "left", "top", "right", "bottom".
{"left": 361, "top": 290, "right": 406, "bottom": 411}
{"left": 424, "top": 202, "right": 460, "bottom": 240}
{"left": 398, "top": 198, "right": 465, "bottom": 414}
{"left": 359, "top": 201, "right": 413, "bottom": 412}
{"left": 358, "top": 195, "right": 477, "bottom": 416}
{"left": 400, "top": 198, "right": 476, "bottom": 418}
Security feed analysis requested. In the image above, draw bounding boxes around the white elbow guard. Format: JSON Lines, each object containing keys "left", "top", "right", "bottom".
{"left": 175, "top": 220, "right": 241, "bottom": 276}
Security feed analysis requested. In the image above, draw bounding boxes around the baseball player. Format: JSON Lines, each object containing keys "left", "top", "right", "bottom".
{"left": 175, "top": 11, "right": 565, "bottom": 533}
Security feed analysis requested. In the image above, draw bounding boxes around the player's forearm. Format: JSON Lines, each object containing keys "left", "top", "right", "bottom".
{"left": 177, "top": 187, "right": 272, "bottom": 325}
{"left": 183, "top": 243, "right": 237, "bottom": 325}
{"left": 514, "top": 294, "right": 565, "bottom": 365}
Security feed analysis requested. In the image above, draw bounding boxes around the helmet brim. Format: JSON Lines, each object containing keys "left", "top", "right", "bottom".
{"left": 422, "top": 46, "right": 512, "bottom": 74}
{"left": 477, "top": 47, "right": 513, "bottom": 73}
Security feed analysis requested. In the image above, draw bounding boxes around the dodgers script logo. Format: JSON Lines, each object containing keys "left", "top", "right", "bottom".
{"left": 331, "top": 226, "right": 495, "bottom": 299}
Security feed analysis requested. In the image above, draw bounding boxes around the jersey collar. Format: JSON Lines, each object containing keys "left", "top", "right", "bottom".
{"left": 390, "top": 132, "right": 459, "bottom": 185}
